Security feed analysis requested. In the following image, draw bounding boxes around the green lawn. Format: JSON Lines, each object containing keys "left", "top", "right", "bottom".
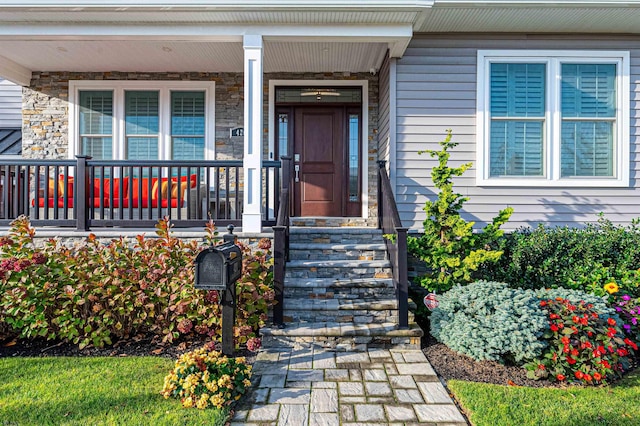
{"left": 448, "top": 369, "right": 640, "bottom": 426}
{"left": 0, "top": 357, "right": 229, "bottom": 426}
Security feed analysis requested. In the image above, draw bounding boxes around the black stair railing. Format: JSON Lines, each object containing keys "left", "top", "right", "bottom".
{"left": 377, "top": 160, "right": 409, "bottom": 329}
{"left": 272, "top": 156, "right": 292, "bottom": 327}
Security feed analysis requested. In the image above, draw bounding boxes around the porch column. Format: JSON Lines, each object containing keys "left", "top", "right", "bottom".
{"left": 242, "top": 34, "right": 264, "bottom": 233}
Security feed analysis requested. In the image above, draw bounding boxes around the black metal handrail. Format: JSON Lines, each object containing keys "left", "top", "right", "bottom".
{"left": 272, "top": 156, "right": 292, "bottom": 327}
{"left": 0, "top": 157, "right": 281, "bottom": 230}
{"left": 377, "top": 160, "right": 409, "bottom": 329}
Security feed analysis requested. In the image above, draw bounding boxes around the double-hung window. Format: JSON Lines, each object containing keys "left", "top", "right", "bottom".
{"left": 477, "top": 50, "right": 629, "bottom": 187}
{"left": 70, "top": 81, "right": 215, "bottom": 161}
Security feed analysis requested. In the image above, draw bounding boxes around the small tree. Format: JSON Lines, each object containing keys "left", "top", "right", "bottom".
{"left": 407, "top": 130, "right": 513, "bottom": 293}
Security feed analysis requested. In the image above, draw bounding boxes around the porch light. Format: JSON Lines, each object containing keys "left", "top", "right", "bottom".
{"left": 300, "top": 88, "right": 341, "bottom": 101}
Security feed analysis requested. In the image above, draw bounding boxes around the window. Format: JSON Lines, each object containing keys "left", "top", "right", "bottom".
{"left": 477, "top": 50, "right": 629, "bottom": 187}
{"left": 70, "top": 81, "right": 215, "bottom": 161}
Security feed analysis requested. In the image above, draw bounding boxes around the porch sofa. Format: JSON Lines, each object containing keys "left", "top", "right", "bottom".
{"left": 36, "top": 174, "right": 202, "bottom": 212}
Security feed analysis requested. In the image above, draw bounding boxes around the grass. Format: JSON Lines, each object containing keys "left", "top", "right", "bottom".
{"left": 0, "top": 357, "right": 229, "bottom": 426}
{"left": 448, "top": 368, "right": 640, "bottom": 426}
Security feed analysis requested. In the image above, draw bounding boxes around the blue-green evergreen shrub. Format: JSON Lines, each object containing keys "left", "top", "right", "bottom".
{"left": 430, "top": 281, "right": 547, "bottom": 364}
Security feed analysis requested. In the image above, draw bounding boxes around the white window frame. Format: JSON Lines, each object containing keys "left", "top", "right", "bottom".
{"left": 476, "top": 50, "right": 630, "bottom": 187}
{"left": 68, "top": 80, "right": 215, "bottom": 161}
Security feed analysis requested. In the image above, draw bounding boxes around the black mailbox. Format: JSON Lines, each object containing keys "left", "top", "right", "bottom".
{"left": 194, "top": 242, "right": 242, "bottom": 291}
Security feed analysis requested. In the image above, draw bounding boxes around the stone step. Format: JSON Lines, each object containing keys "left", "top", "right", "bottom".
{"left": 289, "top": 227, "right": 385, "bottom": 245}
{"left": 285, "top": 259, "right": 392, "bottom": 280}
{"left": 282, "top": 297, "right": 400, "bottom": 324}
{"left": 289, "top": 217, "right": 375, "bottom": 228}
{"left": 288, "top": 242, "right": 387, "bottom": 261}
{"left": 284, "top": 277, "right": 395, "bottom": 300}
{"left": 260, "top": 321, "right": 423, "bottom": 352}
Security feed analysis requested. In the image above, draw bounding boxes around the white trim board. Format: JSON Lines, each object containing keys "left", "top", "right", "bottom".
{"left": 268, "top": 79, "right": 370, "bottom": 219}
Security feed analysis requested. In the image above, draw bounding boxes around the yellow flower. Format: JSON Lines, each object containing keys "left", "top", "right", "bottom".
{"left": 182, "top": 396, "right": 194, "bottom": 408}
{"left": 604, "top": 282, "right": 619, "bottom": 294}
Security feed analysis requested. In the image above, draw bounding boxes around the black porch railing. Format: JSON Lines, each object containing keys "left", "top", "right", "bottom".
{"left": 272, "top": 156, "right": 292, "bottom": 327}
{"left": 0, "top": 157, "right": 281, "bottom": 230}
{"left": 377, "top": 160, "right": 409, "bottom": 329}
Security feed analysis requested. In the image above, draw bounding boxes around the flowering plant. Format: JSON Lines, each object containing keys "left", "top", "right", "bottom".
{"left": 161, "top": 345, "right": 252, "bottom": 409}
{"left": 525, "top": 298, "right": 637, "bottom": 385}
{"left": 614, "top": 294, "right": 640, "bottom": 342}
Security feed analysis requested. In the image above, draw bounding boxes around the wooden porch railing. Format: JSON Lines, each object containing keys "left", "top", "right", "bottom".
{"left": 272, "top": 156, "right": 292, "bottom": 327}
{"left": 377, "top": 160, "right": 409, "bottom": 329}
{"left": 0, "top": 157, "right": 281, "bottom": 230}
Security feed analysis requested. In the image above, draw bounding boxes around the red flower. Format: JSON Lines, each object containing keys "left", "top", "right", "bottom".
{"left": 572, "top": 316, "right": 580, "bottom": 324}
{"left": 584, "top": 374, "right": 593, "bottom": 382}
{"left": 540, "top": 301, "right": 548, "bottom": 307}
{"left": 563, "top": 346, "right": 570, "bottom": 354}
{"left": 558, "top": 322, "right": 565, "bottom": 329}
{"left": 624, "top": 338, "right": 638, "bottom": 351}
{"left": 593, "top": 372, "right": 602, "bottom": 381}
{"left": 607, "top": 328, "right": 617, "bottom": 338}
{"left": 571, "top": 326, "right": 579, "bottom": 334}
{"left": 550, "top": 324, "right": 559, "bottom": 332}
{"left": 617, "top": 348, "right": 629, "bottom": 357}
{"left": 608, "top": 318, "right": 617, "bottom": 326}
{"left": 538, "top": 364, "right": 546, "bottom": 370}
{"left": 561, "top": 337, "right": 570, "bottom": 345}
{"left": 575, "top": 371, "right": 584, "bottom": 380}
{"left": 566, "top": 356, "right": 577, "bottom": 365}
{"left": 550, "top": 313, "right": 559, "bottom": 320}
{"left": 593, "top": 350, "right": 602, "bottom": 358}
{"left": 587, "top": 331, "right": 593, "bottom": 337}
{"left": 571, "top": 348, "right": 579, "bottom": 356}
{"left": 556, "top": 374, "right": 566, "bottom": 381}
{"left": 602, "top": 360, "right": 611, "bottom": 369}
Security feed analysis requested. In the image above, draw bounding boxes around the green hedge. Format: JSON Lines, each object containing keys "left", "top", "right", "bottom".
{"left": 478, "top": 216, "right": 640, "bottom": 297}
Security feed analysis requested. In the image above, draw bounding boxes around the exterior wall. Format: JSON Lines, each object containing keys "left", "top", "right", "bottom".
{"left": 23, "top": 70, "right": 379, "bottom": 220}
{"left": 0, "top": 78, "right": 22, "bottom": 128}
{"left": 396, "top": 34, "right": 640, "bottom": 231}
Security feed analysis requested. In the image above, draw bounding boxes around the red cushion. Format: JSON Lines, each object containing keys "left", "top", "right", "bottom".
{"left": 35, "top": 197, "right": 111, "bottom": 208}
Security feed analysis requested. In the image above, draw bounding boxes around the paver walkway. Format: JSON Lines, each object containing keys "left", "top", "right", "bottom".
{"left": 232, "top": 347, "right": 467, "bottom": 425}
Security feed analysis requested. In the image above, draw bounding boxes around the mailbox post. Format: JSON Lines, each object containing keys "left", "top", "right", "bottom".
{"left": 194, "top": 225, "right": 242, "bottom": 356}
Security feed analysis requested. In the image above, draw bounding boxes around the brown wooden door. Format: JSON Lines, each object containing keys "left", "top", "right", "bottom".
{"left": 294, "top": 107, "right": 344, "bottom": 217}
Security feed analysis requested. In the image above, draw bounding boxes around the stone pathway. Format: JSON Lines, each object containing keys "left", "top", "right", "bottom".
{"left": 232, "top": 347, "right": 467, "bottom": 425}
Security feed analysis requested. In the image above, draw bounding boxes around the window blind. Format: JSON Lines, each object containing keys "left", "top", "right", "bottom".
{"left": 79, "top": 90, "right": 113, "bottom": 160}
{"left": 561, "top": 64, "right": 616, "bottom": 177}
{"left": 125, "top": 91, "right": 159, "bottom": 160}
{"left": 171, "top": 91, "right": 205, "bottom": 160}
{"left": 489, "top": 63, "right": 546, "bottom": 177}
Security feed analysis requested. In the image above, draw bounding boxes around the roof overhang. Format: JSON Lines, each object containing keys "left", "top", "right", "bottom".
{"left": 0, "top": 3, "right": 425, "bottom": 85}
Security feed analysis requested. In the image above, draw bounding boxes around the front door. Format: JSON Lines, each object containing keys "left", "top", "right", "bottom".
{"left": 293, "top": 107, "right": 344, "bottom": 217}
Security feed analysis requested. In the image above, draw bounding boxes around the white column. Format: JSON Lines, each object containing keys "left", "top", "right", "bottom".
{"left": 242, "top": 35, "right": 264, "bottom": 233}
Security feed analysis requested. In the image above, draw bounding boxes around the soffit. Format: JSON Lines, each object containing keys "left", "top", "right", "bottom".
{"left": 417, "top": 6, "right": 640, "bottom": 33}
{"left": 0, "top": 40, "right": 388, "bottom": 73}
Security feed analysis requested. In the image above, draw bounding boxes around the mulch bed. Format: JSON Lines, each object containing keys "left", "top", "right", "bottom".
{"left": 0, "top": 335, "right": 256, "bottom": 364}
{"left": 421, "top": 334, "right": 557, "bottom": 388}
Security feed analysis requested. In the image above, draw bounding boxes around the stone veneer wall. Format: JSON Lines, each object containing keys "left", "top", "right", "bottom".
{"left": 23, "top": 71, "right": 379, "bottom": 221}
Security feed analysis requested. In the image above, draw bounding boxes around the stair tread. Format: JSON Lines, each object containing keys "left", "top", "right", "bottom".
{"left": 284, "top": 277, "right": 394, "bottom": 288}
{"left": 281, "top": 298, "right": 398, "bottom": 311}
{"left": 260, "top": 321, "right": 423, "bottom": 337}
{"left": 289, "top": 243, "right": 386, "bottom": 250}
{"left": 287, "top": 259, "right": 391, "bottom": 268}
{"left": 289, "top": 227, "right": 382, "bottom": 234}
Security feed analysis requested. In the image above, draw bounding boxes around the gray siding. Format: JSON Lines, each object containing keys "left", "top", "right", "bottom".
{"left": 396, "top": 34, "right": 640, "bottom": 231}
{"left": 0, "top": 79, "right": 22, "bottom": 128}
{"left": 378, "top": 54, "right": 391, "bottom": 165}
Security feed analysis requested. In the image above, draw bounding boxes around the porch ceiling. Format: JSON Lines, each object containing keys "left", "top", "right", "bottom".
{"left": 0, "top": 40, "right": 389, "bottom": 77}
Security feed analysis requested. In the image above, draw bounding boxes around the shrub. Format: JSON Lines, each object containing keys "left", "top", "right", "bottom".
{"left": 0, "top": 216, "right": 275, "bottom": 349}
{"left": 430, "top": 281, "right": 547, "bottom": 363}
{"left": 161, "top": 344, "right": 252, "bottom": 409}
{"left": 407, "top": 130, "right": 512, "bottom": 293}
{"left": 481, "top": 216, "right": 640, "bottom": 297}
{"left": 525, "top": 298, "right": 637, "bottom": 385}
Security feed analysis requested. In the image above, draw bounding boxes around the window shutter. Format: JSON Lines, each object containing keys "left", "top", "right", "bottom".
{"left": 171, "top": 91, "right": 205, "bottom": 160}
